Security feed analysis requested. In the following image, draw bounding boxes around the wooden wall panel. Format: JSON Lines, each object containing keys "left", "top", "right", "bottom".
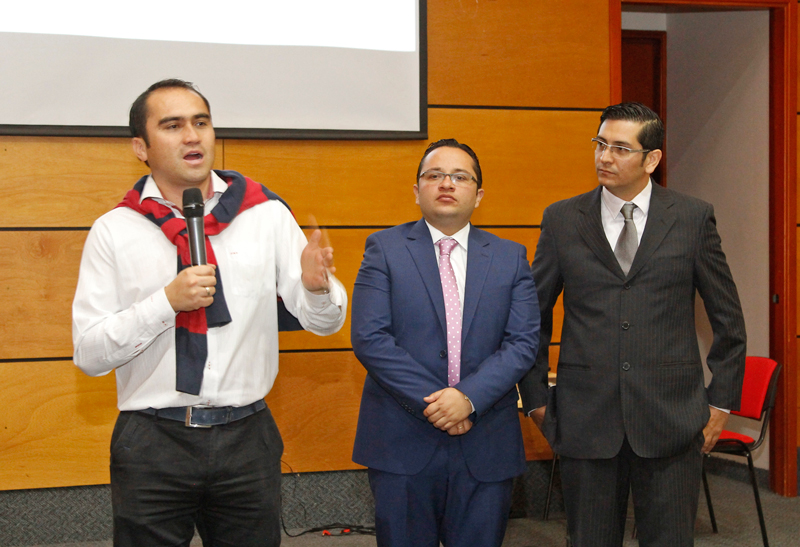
{"left": 427, "top": 0, "right": 610, "bottom": 108}
{"left": 520, "top": 413, "right": 553, "bottom": 460}
{"left": 436, "top": 110, "right": 599, "bottom": 226}
{"left": 279, "top": 228, "right": 376, "bottom": 350}
{"left": 2, "top": 227, "right": 560, "bottom": 358}
{"left": 224, "top": 109, "right": 599, "bottom": 227}
{"left": 1, "top": 110, "right": 600, "bottom": 229}
{"left": 1, "top": 231, "right": 86, "bottom": 359}
{"left": 0, "top": 361, "right": 117, "bottom": 490}
{"left": 0, "top": 138, "right": 223, "bottom": 228}
{"left": 550, "top": 345, "right": 561, "bottom": 375}
{"left": 268, "top": 352, "right": 365, "bottom": 472}
{"left": 224, "top": 137, "right": 422, "bottom": 227}
{"left": 0, "top": 349, "right": 555, "bottom": 491}
{"left": 1, "top": 228, "right": 361, "bottom": 359}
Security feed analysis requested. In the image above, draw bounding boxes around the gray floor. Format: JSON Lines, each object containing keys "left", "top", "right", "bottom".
{"left": 23, "top": 474, "right": 800, "bottom": 547}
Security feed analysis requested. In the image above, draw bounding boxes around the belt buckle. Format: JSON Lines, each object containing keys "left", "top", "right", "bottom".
{"left": 185, "top": 406, "right": 213, "bottom": 428}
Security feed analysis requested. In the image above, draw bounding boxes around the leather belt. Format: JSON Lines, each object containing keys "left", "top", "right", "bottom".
{"left": 138, "top": 399, "right": 266, "bottom": 428}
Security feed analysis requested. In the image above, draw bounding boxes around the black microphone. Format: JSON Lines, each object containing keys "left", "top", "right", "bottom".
{"left": 183, "top": 188, "right": 207, "bottom": 266}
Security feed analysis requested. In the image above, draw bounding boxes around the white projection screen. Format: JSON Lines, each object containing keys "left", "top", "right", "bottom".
{"left": 0, "top": 0, "right": 426, "bottom": 139}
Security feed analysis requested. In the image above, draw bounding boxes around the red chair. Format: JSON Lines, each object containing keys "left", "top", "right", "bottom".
{"left": 702, "top": 356, "right": 781, "bottom": 547}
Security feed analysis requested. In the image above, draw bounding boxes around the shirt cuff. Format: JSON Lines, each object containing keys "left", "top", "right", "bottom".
{"left": 303, "top": 274, "right": 346, "bottom": 309}
{"left": 527, "top": 406, "right": 545, "bottom": 418}
{"left": 148, "top": 288, "right": 178, "bottom": 330}
{"left": 710, "top": 405, "right": 730, "bottom": 414}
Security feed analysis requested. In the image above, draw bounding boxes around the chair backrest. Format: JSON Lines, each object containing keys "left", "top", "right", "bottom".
{"left": 732, "top": 356, "right": 781, "bottom": 420}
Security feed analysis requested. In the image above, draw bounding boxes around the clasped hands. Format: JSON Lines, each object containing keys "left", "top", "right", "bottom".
{"left": 423, "top": 387, "right": 473, "bottom": 436}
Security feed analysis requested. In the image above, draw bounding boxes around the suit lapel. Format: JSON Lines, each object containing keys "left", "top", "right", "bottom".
{"left": 462, "top": 226, "right": 492, "bottom": 342}
{"left": 627, "top": 183, "right": 676, "bottom": 279}
{"left": 577, "top": 187, "right": 625, "bottom": 279}
{"left": 406, "top": 219, "right": 447, "bottom": 335}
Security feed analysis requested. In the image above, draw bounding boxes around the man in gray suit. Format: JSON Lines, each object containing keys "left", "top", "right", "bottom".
{"left": 519, "top": 102, "right": 746, "bottom": 547}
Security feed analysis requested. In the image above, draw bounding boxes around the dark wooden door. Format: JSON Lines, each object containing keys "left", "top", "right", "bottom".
{"left": 621, "top": 30, "right": 667, "bottom": 185}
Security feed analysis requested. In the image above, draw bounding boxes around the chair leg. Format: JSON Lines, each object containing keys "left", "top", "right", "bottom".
{"left": 745, "top": 451, "right": 769, "bottom": 547}
{"left": 544, "top": 454, "right": 558, "bottom": 520}
{"left": 702, "top": 457, "right": 718, "bottom": 533}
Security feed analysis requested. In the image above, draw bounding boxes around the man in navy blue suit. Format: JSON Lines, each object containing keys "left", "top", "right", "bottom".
{"left": 351, "top": 139, "right": 540, "bottom": 547}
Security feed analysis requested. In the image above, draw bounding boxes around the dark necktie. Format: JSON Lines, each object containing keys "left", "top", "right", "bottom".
{"left": 614, "top": 202, "right": 638, "bottom": 275}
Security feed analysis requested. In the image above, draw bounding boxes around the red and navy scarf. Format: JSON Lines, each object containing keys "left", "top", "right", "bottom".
{"left": 118, "top": 169, "right": 290, "bottom": 395}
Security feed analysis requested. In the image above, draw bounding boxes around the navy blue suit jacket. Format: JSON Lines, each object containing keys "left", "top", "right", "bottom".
{"left": 351, "top": 220, "right": 540, "bottom": 482}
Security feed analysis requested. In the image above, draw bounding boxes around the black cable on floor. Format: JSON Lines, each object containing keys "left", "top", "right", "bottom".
{"left": 280, "top": 460, "right": 376, "bottom": 538}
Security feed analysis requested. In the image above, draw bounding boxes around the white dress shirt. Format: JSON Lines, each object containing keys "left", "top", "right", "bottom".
{"left": 73, "top": 172, "right": 347, "bottom": 411}
{"left": 600, "top": 180, "right": 652, "bottom": 248}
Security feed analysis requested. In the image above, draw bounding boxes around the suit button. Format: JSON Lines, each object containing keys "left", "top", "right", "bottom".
{"left": 621, "top": 321, "right": 630, "bottom": 330}
{"left": 439, "top": 350, "right": 447, "bottom": 358}
{"left": 623, "top": 283, "right": 631, "bottom": 290}
{"left": 622, "top": 362, "right": 631, "bottom": 371}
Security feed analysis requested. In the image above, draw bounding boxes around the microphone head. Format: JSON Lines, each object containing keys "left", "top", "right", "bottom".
{"left": 182, "top": 188, "right": 205, "bottom": 218}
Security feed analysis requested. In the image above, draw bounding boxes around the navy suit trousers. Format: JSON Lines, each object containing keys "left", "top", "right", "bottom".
{"left": 368, "top": 434, "right": 513, "bottom": 547}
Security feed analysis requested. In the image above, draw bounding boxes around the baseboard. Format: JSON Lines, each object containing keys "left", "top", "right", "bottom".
{"left": 0, "top": 460, "right": 557, "bottom": 546}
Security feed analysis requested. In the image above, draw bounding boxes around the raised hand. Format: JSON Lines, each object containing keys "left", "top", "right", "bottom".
{"left": 301, "top": 229, "right": 336, "bottom": 293}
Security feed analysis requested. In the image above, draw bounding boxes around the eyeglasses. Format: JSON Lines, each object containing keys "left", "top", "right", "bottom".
{"left": 419, "top": 170, "right": 477, "bottom": 186}
{"left": 591, "top": 138, "right": 650, "bottom": 159}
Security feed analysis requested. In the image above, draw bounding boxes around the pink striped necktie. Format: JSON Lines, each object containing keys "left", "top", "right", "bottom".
{"left": 437, "top": 238, "right": 461, "bottom": 386}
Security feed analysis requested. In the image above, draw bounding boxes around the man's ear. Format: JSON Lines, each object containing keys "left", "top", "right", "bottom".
{"left": 132, "top": 137, "right": 148, "bottom": 163}
{"left": 644, "top": 149, "right": 662, "bottom": 174}
{"left": 413, "top": 183, "right": 420, "bottom": 205}
{"left": 474, "top": 188, "right": 485, "bottom": 209}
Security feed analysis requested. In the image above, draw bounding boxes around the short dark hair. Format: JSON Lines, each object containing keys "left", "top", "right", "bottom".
{"left": 599, "top": 102, "right": 664, "bottom": 152}
{"left": 416, "top": 138, "right": 483, "bottom": 189}
{"left": 129, "top": 79, "right": 211, "bottom": 146}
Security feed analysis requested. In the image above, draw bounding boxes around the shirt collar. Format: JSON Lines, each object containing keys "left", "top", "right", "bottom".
{"left": 139, "top": 171, "right": 227, "bottom": 205}
{"left": 601, "top": 179, "right": 653, "bottom": 218}
{"left": 425, "top": 221, "right": 471, "bottom": 252}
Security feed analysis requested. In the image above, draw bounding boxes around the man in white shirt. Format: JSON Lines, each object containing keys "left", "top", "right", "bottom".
{"left": 351, "top": 139, "right": 540, "bottom": 547}
{"left": 73, "top": 79, "right": 346, "bottom": 547}
{"left": 518, "top": 103, "right": 746, "bottom": 547}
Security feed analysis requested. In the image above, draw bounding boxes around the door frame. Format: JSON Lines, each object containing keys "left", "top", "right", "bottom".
{"left": 611, "top": 0, "right": 798, "bottom": 496}
{"left": 621, "top": 29, "right": 668, "bottom": 185}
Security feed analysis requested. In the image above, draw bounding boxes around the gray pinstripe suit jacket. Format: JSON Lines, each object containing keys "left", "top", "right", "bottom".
{"left": 518, "top": 183, "right": 746, "bottom": 459}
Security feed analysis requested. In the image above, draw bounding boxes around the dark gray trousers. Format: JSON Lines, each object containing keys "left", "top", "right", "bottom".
{"left": 560, "top": 434, "right": 704, "bottom": 547}
{"left": 110, "top": 406, "right": 283, "bottom": 547}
